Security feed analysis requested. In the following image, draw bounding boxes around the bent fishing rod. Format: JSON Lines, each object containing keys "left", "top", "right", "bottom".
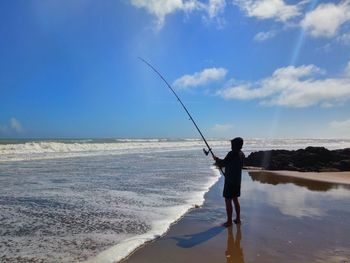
{"left": 138, "top": 57, "right": 225, "bottom": 176}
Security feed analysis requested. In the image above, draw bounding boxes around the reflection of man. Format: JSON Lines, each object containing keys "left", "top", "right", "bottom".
{"left": 214, "top": 137, "right": 245, "bottom": 226}
{"left": 226, "top": 225, "right": 244, "bottom": 263}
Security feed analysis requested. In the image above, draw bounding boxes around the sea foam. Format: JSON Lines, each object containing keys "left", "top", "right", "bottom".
{"left": 1, "top": 138, "right": 349, "bottom": 163}
{"left": 0, "top": 146, "right": 220, "bottom": 262}
{"left": 0, "top": 140, "right": 225, "bottom": 162}
{"left": 84, "top": 167, "right": 221, "bottom": 263}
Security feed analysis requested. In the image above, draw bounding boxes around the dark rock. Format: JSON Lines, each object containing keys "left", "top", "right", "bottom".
{"left": 335, "top": 160, "right": 350, "bottom": 170}
{"left": 245, "top": 147, "right": 350, "bottom": 172}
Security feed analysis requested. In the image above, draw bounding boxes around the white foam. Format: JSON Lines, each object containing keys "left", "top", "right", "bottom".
{"left": 0, "top": 140, "right": 227, "bottom": 162}
{"left": 1, "top": 138, "right": 349, "bottom": 163}
{"left": 83, "top": 166, "right": 221, "bottom": 263}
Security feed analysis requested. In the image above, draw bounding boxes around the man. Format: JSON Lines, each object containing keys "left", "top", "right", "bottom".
{"left": 214, "top": 137, "right": 244, "bottom": 227}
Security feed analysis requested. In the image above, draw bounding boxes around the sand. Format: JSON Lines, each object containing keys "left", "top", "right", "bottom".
{"left": 120, "top": 170, "right": 350, "bottom": 263}
{"left": 247, "top": 170, "right": 350, "bottom": 185}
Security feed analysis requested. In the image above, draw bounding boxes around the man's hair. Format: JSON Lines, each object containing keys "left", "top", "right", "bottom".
{"left": 231, "top": 137, "right": 243, "bottom": 150}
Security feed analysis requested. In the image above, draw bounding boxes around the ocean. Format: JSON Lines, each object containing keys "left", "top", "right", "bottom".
{"left": 1, "top": 138, "right": 349, "bottom": 262}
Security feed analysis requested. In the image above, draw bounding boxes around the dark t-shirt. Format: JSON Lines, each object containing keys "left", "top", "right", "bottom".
{"left": 216, "top": 150, "right": 245, "bottom": 198}
{"left": 216, "top": 150, "right": 245, "bottom": 185}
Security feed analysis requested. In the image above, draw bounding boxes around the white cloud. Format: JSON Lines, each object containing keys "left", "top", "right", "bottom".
{"left": 212, "top": 123, "right": 234, "bottom": 132}
{"left": 173, "top": 67, "right": 227, "bottom": 89}
{"left": 130, "top": 0, "right": 226, "bottom": 29}
{"left": 301, "top": 0, "right": 350, "bottom": 38}
{"left": 254, "top": 30, "right": 276, "bottom": 41}
{"left": 233, "top": 0, "right": 301, "bottom": 22}
{"left": 130, "top": 0, "right": 200, "bottom": 29}
{"left": 0, "top": 117, "right": 23, "bottom": 135}
{"left": 217, "top": 63, "right": 350, "bottom": 108}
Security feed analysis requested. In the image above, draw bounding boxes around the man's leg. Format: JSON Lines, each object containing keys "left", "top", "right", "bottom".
{"left": 232, "top": 197, "right": 241, "bottom": 224}
{"left": 224, "top": 198, "right": 233, "bottom": 227}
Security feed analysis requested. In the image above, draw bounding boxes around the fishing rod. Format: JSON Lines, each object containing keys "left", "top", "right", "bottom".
{"left": 138, "top": 57, "right": 225, "bottom": 176}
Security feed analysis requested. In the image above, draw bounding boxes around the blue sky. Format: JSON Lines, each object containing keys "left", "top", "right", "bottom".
{"left": 1, "top": 0, "right": 350, "bottom": 139}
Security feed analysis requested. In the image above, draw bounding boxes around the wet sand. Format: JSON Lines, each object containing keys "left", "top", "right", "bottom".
{"left": 248, "top": 170, "right": 350, "bottom": 186}
{"left": 121, "top": 176, "right": 240, "bottom": 263}
{"left": 121, "top": 171, "right": 350, "bottom": 263}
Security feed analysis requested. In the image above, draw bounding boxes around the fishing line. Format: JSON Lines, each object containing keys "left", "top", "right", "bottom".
{"left": 138, "top": 57, "right": 225, "bottom": 176}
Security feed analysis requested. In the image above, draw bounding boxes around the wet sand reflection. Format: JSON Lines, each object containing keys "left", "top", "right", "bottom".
{"left": 226, "top": 225, "right": 244, "bottom": 263}
{"left": 248, "top": 171, "right": 350, "bottom": 192}
{"left": 123, "top": 172, "right": 350, "bottom": 263}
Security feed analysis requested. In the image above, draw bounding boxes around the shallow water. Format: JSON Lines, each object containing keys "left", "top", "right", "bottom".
{"left": 0, "top": 150, "right": 218, "bottom": 262}
{"left": 242, "top": 171, "right": 350, "bottom": 262}
{"left": 124, "top": 171, "right": 350, "bottom": 263}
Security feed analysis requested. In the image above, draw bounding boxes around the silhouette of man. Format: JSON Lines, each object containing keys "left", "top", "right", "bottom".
{"left": 214, "top": 137, "right": 244, "bottom": 227}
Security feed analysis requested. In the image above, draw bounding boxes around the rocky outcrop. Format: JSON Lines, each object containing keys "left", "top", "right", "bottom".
{"left": 245, "top": 147, "right": 350, "bottom": 172}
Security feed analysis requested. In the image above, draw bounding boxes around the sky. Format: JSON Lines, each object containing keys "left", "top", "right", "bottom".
{"left": 1, "top": 0, "right": 350, "bottom": 139}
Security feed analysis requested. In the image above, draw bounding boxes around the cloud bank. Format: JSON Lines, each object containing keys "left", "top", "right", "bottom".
{"left": 234, "top": 0, "right": 350, "bottom": 41}
{"left": 130, "top": 0, "right": 350, "bottom": 44}
{"left": 217, "top": 62, "right": 350, "bottom": 108}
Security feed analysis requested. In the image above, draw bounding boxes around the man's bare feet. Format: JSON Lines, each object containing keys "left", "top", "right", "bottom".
{"left": 234, "top": 219, "right": 241, "bottom": 224}
{"left": 222, "top": 221, "right": 233, "bottom": 227}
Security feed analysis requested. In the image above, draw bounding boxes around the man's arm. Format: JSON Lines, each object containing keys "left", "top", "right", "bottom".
{"left": 214, "top": 152, "right": 231, "bottom": 168}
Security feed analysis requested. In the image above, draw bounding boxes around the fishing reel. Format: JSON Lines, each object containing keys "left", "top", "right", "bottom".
{"left": 203, "top": 148, "right": 210, "bottom": 156}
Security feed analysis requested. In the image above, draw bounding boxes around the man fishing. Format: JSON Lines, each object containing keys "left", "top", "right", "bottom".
{"left": 214, "top": 137, "right": 245, "bottom": 227}
{"left": 139, "top": 58, "right": 245, "bottom": 225}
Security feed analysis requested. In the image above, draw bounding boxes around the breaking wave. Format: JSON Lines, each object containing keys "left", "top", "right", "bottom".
{"left": 1, "top": 138, "right": 349, "bottom": 163}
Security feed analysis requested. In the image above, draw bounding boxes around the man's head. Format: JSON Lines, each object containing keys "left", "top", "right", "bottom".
{"left": 231, "top": 137, "right": 243, "bottom": 151}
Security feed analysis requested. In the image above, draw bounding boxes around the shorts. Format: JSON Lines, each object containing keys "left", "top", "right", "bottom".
{"left": 223, "top": 180, "right": 241, "bottom": 198}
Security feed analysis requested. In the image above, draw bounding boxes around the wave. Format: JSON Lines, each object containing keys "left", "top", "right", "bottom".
{"left": 1, "top": 138, "right": 349, "bottom": 163}
{"left": 0, "top": 140, "right": 225, "bottom": 162}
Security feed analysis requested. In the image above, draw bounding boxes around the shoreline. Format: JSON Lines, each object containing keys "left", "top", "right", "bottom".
{"left": 120, "top": 170, "right": 350, "bottom": 263}
{"left": 83, "top": 168, "right": 221, "bottom": 263}
{"left": 121, "top": 175, "right": 227, "bottom": 263}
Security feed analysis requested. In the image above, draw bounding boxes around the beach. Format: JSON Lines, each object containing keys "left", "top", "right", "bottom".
{"left": 0, "top": 142, "right": 220, "bottom": 262}
{"left": 1, "top": 139, "right": 350, "bottom": 262}
{"left": 122, "top": 170, "right": 350, "bottom": 263}
{"left": 3, "top": 1, "right": 350, "bottom": 261}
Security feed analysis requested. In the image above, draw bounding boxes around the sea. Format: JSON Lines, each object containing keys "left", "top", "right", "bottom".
{"left": 1, "top": 138, "right": 350, "bottom": 262}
